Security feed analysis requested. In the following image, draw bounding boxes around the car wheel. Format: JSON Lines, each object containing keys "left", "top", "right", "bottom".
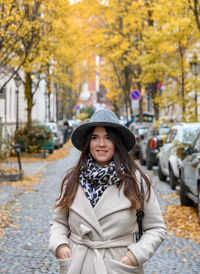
{"left": 139, "top": 151, "right": 145, "bottom": 165}
{"left": 146, "top": 154, "right": 153, "bottom": 170}
{"left": 158, "top": 160, "right": 167, "bottom": 181}
{"left": 180, "top": 178, "right": 193, "bottom": 206}
{"left": 169, "top": 166, "right": 177, "bottom": 190}
{"left": 198, "top": 184, "right": 200, "bottom": 223}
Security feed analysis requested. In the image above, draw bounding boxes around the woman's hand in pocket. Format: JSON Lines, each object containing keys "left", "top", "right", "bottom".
{"left": 121, "top": 251, "right": 138, "bottom": 266}
{"left": 120, "top": 256, "right": 134, "bottom": 266}
{"left": 57, "top": 245, "right": 72, "bottom": 259}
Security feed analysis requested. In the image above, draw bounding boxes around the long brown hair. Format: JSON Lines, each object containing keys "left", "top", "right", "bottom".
{"left": 56, "top": 126, "right": 151, "bottom": 210}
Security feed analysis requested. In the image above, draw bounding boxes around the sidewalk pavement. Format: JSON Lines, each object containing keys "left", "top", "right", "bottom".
{"left": 0, "top": 147, "right": 200, "bottom": 273}
{"left": 0, "top": 159, "right": 49, "bottom": 209}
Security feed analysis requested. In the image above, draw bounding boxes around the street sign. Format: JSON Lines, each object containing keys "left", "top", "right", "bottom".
{"left": 75, "top": 105, "right": 80, "bottom": 116}
{"left": 130, "top": 89, "right": 141, "bottom": 101}
{"left": 157, "top": 82, "right": 162, "bottom": 92}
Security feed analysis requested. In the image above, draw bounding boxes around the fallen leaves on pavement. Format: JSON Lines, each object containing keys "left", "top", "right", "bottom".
{"left": 161, "top": 192, "right": 179, "bottom": 200}
{"left": 8, "top": 141, "right": 72, "bottom": 163}
{"left": 0, "top": 173, "right": 42, "bottom": 189}
{"left": 47, "top": 141, "right": 72, "bottom": 161}
{"left": 0, "top": 205, "right": 12, "bottom": 237}
{"left": 163, "top": 204, "right": 200, "bottom": 245}
{"left": 0, "top": 141, "right": 72, "bottom": 237}
{"left": 0, "top": 168, "right": 20, "bottom": 175}
{"left": 0, "top": 173, "right": 42, "bottom": 237}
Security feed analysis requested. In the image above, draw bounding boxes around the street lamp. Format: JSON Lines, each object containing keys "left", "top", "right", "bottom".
{"left": 189, "top": 53, "right": 200, "bottom": 121}
{"left": 14, "top": 74, "right": 22, "bottom": 171}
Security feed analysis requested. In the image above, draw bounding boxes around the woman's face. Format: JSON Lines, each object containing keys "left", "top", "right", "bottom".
{"left": 89, "top": 126, "right": 115, "bottom": 167}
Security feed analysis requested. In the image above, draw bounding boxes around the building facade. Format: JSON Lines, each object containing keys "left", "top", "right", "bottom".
{"left": 0, "top": 74, "right": 57, "bottom": 139}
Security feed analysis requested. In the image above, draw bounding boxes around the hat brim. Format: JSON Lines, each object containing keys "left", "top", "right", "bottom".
{"left": 71, "top": 121, "right": 136, "bottom": 151}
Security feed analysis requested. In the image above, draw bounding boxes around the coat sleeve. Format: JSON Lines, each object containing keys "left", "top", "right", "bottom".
{"left": 127, "top": 184, "right": 167, "bottom": 265}
{"left": 49, "top": 207, "right": 70, "bottom": 257}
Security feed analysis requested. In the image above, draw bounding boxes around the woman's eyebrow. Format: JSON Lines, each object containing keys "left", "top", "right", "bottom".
{"left": 91, "top": 133, "right": 108, "bottom": 137}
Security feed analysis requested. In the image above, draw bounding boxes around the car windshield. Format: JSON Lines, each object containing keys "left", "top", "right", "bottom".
{"left": 138, "top": 127, "right": 148, "bottom": 135}
{"left": 159, "top": 127, "right": 170, "bottom": 134}
{"left": 182, "top": 127, "right": 200, "bottom": 143}
{"left": 154, "top": 126, "right": 170, "bottom": 135}
{"left": 46, "top": 123, "right": 57, "bottom": 131}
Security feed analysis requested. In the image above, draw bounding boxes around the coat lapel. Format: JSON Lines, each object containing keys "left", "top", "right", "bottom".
{"left": 94, "top": 183, "right": 131, "bottom": 220}
{"left": 70, "top": 183, "right": 132, "bottom": 237}
{"left": 70, "top": 185, "right": 104, "bottom": 237}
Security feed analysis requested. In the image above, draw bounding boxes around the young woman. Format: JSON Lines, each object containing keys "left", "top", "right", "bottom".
{"left": 49, "top": 109, "right": 167, "bottom": 274}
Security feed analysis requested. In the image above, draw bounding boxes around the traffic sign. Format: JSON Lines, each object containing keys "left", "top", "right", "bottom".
{"left": 157, "top": 82, "right": 162, "bottom": 91}
{"left": 130, "top": 89, "right": 141, "bottom": 101}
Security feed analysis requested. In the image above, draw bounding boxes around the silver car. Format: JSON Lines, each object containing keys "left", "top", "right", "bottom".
{"left": 158, "top": 123, "right": 200, "bottom": 190}
{"left": 179, "top": 132, "right": 200, "bottom": 222}
{"left": 45, "top": 122, "right": 64, "bottom": 149}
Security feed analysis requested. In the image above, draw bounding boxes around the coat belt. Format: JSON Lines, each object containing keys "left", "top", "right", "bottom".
{"left": 71, "top": 232, "right": 133, "bottom": 249}
{"left": 70, "top": 227, "right": 134, "bottom": 274}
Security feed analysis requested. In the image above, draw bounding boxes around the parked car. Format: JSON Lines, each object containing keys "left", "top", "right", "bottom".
{"left": 158, "top": 122, "right": 200, "bottom": 190}
{"left": 179, "top": 132, "right": 200, "bottom": 222}
{"left": 134, "top": 112, "right": 154, "bottom": 123}
{"left": 45, "top": 122, "right": 64, "bottom": 149}
{"left": 129, "top": 123, "right": 149, "bottom": 157}
{"left": 139, "top": 123, "right": 170, "bottom": 170}
{"left": 68, "top": 119, "right": 81, "bottom": 129}
{"left": 34, "top": 124, "right": 54, "bottom": 154}
{"left": 56, "top": 128, "right": 65, "bottom": 148}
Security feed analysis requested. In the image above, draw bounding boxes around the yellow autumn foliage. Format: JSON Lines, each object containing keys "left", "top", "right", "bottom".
{"left": 1, "top": 0, "right": 200, "bottom": 120}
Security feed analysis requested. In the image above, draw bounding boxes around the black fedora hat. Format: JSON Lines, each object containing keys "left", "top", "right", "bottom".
{"left": 71, "top": 109, "right": 136, "bottom": 151}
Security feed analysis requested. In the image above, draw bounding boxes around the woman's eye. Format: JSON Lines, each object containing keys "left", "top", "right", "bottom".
{"left": 91, "top": 135, "right": 97, "bottom": 139}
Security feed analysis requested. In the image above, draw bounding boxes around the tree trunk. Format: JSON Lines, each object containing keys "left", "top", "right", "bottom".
{"left": 189, "top": 0, "right": 200, "bottom": 33}
{"left": 48, "top": 92, "right": 51, "bottom": 122}
{"left": 124, "top": 95, "right": 128, "bottom": 121}
{"left": 147, "top": 82, "right": 159, "bottom": 120}
{"left": 55, "top": 84, "right": 58, "bottom": 123}
{"left": 124, "top": 67, "right": 132, "bottom": 118}
{"left": 24, "top": 72, "right": 33, "bottom": 130}
{"left": 153, "top": 100, "right": 159, "bottom": 120}
{"left": 66, "top": 87, "right": 74, "bottom": 119}
{"left": 179, "top": 46, "right": 186, "bottom": 121}
{"left": 137, "top": 82, "right": 143, "bottom": 122}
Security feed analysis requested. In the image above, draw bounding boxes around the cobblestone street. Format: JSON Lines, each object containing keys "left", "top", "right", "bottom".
{"left": 0, "top": 146, "right": 200, "bottom": 273}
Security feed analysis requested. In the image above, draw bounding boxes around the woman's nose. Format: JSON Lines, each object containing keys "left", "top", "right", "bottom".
{"left": 99, "top": 138, "right": 105, "bottom": 146}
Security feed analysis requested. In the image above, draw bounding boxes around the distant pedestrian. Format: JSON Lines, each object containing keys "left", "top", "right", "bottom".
{"left": 64, "top": 120, "right": 69, "bottom": 127}
{"left": 63, "top": 120, "right": 70, "bottom": 143}
{"left": 49, "top": 109, "right": 167, "bottom": 274}
{"left": 125, "top": 115, "right": 134, "bottom": 128}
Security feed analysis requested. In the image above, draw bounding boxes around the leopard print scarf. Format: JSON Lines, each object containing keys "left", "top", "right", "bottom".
{"left": 79, "top": 155, "right": 125, "bottom": 207}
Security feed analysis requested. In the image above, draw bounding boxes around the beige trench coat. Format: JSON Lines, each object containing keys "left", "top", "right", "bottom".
{"left": 49, "top": 176, "right": 167, "bottom": 274}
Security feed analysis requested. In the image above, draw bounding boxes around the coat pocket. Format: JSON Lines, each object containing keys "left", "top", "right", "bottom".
{"left": 58, "top": 257, "right": 72, "bottom": 274}
{"left": 105, "top": 258, "right": 143, "bottom": 274}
